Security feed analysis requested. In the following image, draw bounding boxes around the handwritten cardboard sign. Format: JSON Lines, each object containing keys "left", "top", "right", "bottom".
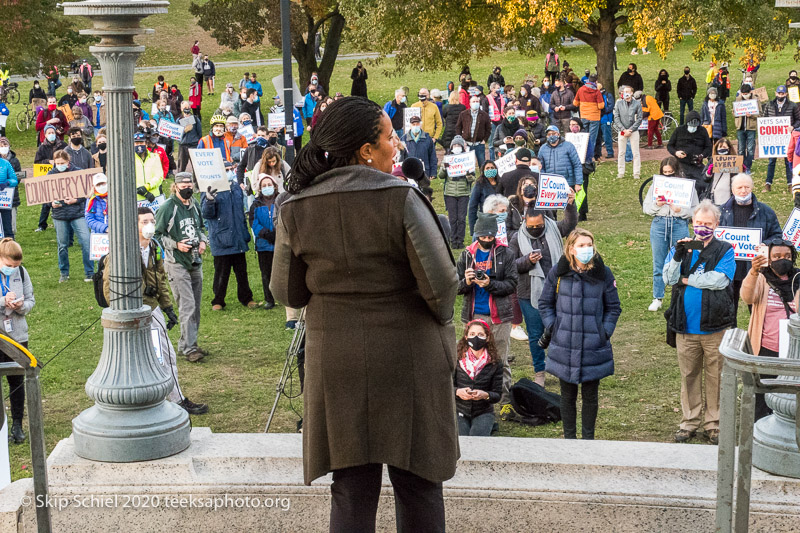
{"left": 188, "top": 149, "right": 230, "bottom": 192}
{"left": 267, "top": 113, "right": 285, "bottom": 130}
{"left": 495, "top": 148, "right": 519, "bottom": 177}
{"left": 443, "top": 151, "right": 477, "bottom": 178}
{"left": 732, "top": 99, "right": 760, "bottom": 117}
{"left": 758, "top": 116, "right": 792, "bottom": 159}
{"left": 157, "top": 120, "right": 183, "bottom": 141}
{"left": 57, "top": 104, "right": 73, "bottom": 123}
{"left": 782, "top": 208, "right": 800, "bottom": 250}
{"left": 652, "top": 175, "right": 695, "bottom": 209}
{"left": 23, "top": 167, "right": 101, "bottom": 206}
{"left": 89, "top": 233, "right": 110, "bottom": 261}
{"left": 712, "top": 155, "right": 744, "bottom": 174}
{"left": 753, "top": 86, "right": 769, "bottom": 103}
{"left": 535, "top": 173, "right": 569, "bottom": 210}
{"left": 565, "top": 132, "right": 590, "bottom": 164}
{"left": 403, "top": 107, "right": 421, "bottom": 133}
{"left": 714, "top": 226, "right": 763, "bottom": 261}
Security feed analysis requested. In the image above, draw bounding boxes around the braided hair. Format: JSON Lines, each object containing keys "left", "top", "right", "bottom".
{"left": 286, "top": 97, "right": 384, "bottom": 194}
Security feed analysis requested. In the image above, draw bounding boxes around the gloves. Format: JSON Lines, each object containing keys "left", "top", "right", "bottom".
{"left": 206, "top": 187, "right": 218, "bottom": 201}
{"left": 706, "top": 163, "right": 714, "bottom": 176}
{"left": 258, "top": 228, "right": 276, "bottom": 244}
{"left": 145, "top": 191, "right": 156, "bottom": 203}
{"left": 136, "top": 186, "right": 148, "bottom": 198}
{"left": 164, "top": 306, "right": 178, "bottom": 330}
{"left": 673, "top": 242, "right": 688, "bottom": 263}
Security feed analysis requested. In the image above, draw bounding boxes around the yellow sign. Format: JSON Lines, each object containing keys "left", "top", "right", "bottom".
{"left": 789, "top": 86, "right": 800, "bottom": 104}
{"left": 33, "top": 164, "right": 52, "bottom": 177}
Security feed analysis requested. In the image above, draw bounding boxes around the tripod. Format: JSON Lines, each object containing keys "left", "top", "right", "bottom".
{"left": 265, "top": 308, "right": 305, "bottom": 433}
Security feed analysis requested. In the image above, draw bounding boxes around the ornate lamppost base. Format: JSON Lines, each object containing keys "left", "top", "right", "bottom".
{"left": 753, "top": 399, "right": 800, "bottom": 478}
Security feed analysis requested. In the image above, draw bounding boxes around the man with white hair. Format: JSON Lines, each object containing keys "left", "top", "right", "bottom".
{"left": 719, "top": 173, "right": 782, "bottom": 314}
{"left": 663, "top": 199, "right": 736, "bottom": 445}
{"left": 383, "top": 88, "right": 407, "bottom": 137}
{"left": 412, "top": 87, "right": 443, "bottom": 140}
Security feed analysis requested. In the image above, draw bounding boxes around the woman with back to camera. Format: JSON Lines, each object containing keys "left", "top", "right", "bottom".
{"left": 271, "top": 97, "right": 459, "bottom": 533}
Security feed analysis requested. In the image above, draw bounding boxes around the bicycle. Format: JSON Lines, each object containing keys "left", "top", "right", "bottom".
{"left": 15, "top": 103, "right": 36, "bottom": 132}
{"left": 0, "top": 82, "right": 20, "bottom": 105}
{"left": 612, "top": 111, "right": 678, "bottom": 146}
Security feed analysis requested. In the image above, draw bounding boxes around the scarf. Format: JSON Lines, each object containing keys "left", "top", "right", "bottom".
{"left": 517, "top": 215, "right": 563, "bottom": 308}
{"left": 85, "top": 193, "right": 107, "bottom": 217}
{"left": 460, "top": 348, "right": 488, "bottom": 380}
{"left": 761, "top": 266, "right": 800, "bottom": 309}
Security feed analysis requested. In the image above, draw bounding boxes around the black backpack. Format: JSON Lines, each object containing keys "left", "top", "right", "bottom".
{"left": 92, "top": 255, "right": 109, "bottom": 308}
{"left": 510, "top": 378, "right": 562, "bottom": 426}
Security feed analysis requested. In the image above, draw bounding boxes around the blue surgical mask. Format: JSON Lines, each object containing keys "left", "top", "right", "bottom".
{"left": 410, "top": 125, "right": 421, "bottom": 135}
{"left": 255, "top": 137, "right": 268, "bottom": 148}
{"left": 46, "top": 133, "right": 56, "bottom": 143}
{"left": 496, "top": 212, "right": 508, "bottom": 222}
{"left": 735, "top": 193, "right": 752, "bottom": 205}
{"left": 56, "top": 164, "right": 68, "bottom": 172}
{"left": 0, "top": 265, "right": 17, "bottom": 277}
{"left": 576, "top": 246, "right": 594, "bottom": 264}
{"left": 261, "top": 186, "right": 275, "bottom": 196}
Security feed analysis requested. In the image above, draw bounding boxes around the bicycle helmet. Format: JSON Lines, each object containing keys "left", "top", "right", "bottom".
{"left": 210, "top": 114, "right": 226, "bottom": 126}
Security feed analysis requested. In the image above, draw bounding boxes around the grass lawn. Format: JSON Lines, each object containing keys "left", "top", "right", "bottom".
{"left": 4, "top": 36, "right": 799, "bottom": 481}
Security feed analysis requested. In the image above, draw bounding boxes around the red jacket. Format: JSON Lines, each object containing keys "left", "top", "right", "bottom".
{"left": 149, "top": 145, "right": 170, "bottom": 178}
{"left": 189, "top": 83, "right": 202, "bottom": 109}
{"left": 35, "top": 109, "right": 69, "bottom": 143}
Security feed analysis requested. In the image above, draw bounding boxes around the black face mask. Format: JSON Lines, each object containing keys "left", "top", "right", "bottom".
{"left": 479, "top": 238, "right": 495, "bottom": 250}
{"left": 684, "top": 70, "right": 690, "bottom": 76}
{"left": 467, "top": 336, "right": 488, "bottom": 351}
{"left": 523, "top": 185, "right": 536, "bottom": 198}
{"left": 268, "top": 137, "right": 277, "bottom": 145}
{"left": 527, "top": 225, "right": 545, "bottom": 239}
{"left": 178, "top": 187, "right": 194, "bottom": 200}
{"left": 771, "top": 259, "right": 794, "bottom": 276}
{"left": 70, "top": 137, "right": 82, "bottom": 146}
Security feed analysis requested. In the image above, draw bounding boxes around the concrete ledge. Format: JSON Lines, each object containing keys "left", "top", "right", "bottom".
{"left": 2, "top": 427, "right": 800, "bottom": 532}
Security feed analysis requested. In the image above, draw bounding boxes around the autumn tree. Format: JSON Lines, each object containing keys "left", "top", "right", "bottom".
{"left": 190, "top": 0, "right": 344, "bottom": 94}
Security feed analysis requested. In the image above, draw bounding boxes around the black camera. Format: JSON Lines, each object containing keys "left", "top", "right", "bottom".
{"left": 143, "top": 285, "right": 158, "bottom": 298}
{"left": 184, "top": 238, "right": 203, "bottom": 265}
{"left": 538, "top": 328, "right": 552, "bottom": 349}
{"left": 475, "top": 269, "right": 487, "bottom": 280}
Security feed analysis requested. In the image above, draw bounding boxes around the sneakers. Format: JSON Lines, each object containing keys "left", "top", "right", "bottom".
{"left": 34, "top": 227, "right": 46, "bottom": 232}
{"left": 285, "top": 320, "right": 297, "bottom": 330}
{"left": 500, "top": 404, "right": 517, "bottom": 421}
{"left": 633, "top": 175, "right": 641, "bottom": 180}
{"left": 674, "top": 428, "right": 696, "bottom": 443}
{"left": 211, "top": 304, "right": 223, "bottom": 311}
{"left": 179, "top": 397, "right": 209, "bottom": 415}
{"left": 83, "top": 276, "right": 93, "bottom": 283}
{"left": 616, "top": 174, "right": 624, "bottom": 179}
{"left": 648, "top": 298, "right": 663, "bottom": 312}
{"left": 59, "top": 274, "right": 69, "bottom": 283}
{"left": 534, "top": 371, "right": 546, "bottom": 387}
{"left": 706, "top": 429, "right": 720, "bottom": 445}
{"left": 184, "top": 349, "right": 204, "bottom": 363}
{"left": 763, "top": 183, "right": 772, "bottom": 192}
{"left": 510, "top": 325, "right": 528, "bottom": 341}
{"left": 263, "top": 301, "right": 276, "bottom": 310}
{"left": 9, "top": 419, "right": 25, "bottom": 444}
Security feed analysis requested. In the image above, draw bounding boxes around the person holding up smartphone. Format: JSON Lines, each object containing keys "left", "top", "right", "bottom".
{"left": 663, "top": 200, "right": 736, "bottom": 445}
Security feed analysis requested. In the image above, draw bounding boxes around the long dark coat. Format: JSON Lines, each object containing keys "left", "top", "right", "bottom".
{"left": 271, "top": 165, "right": 460, "bottom": 485}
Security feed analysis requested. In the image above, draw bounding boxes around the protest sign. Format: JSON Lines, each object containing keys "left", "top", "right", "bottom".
{"left": 443, "top": 151, "right": 477, "bottom": 178}
{"left": 90, "top": 233, "right": 110, "bottom": 261}
{"left": 757, "top": 116, "right": 792, "bottom": 158}
{"left": 782, "top": 208, "right": 800, "bottom": 250}
{"left": 790, "top": 86, "right": 800, "bottom": 104}
{"left": 33, "top": 164, "right": 52, "bottom": 177}
{"left": 732, "top": 99, "right": 760, "bottom": 117}
{"left": 753, "top": 86, "right": 769, "bottom": 102}
{"left": 712, "top": 155, "right": 744, "bottom": 174}
{"left": 238, "top": 124, "right": 256, "bottom": 144}
{"left": 535, "top": 174, "right": 570, "bottom": 210}
{"left": 565, "top": 132, "right": 590, "bottom": 164}
{"left": 188, "top": 149, "right": 230, "bottom": 192}
{"left": 0, "top": 188, "right": 13, "bottom": 210}
{"left": 403, "top": 107, "right": 421, "bottom": 133}
{"left": 24, "top": 167, "right": 101, "bottom": 206}
{"left": 495, "top": 148, "right": 519, "bottom": 177}
{"left": 57, "top": 104, "right": 73, "bottom": 123}
{"left": 179, "top": 116, "right": 195, "bottom": 129}
{"left": 714, "top": 227, "right": 762, "bottom": 261}
{"left": 137, "top": 194, "right": 166, "bottom": 212}
{"left": 157, "top": 120, "right": 183, "bottom": 141}
{"left": 267, "top": 113, "right": 285, "bottom": 130}
{"left": 652, "top": 175, "right": 695, "bottom": 209}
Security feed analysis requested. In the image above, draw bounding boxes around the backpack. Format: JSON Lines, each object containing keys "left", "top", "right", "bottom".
{"left": 509, "top": 378, "right": 561, "bottom": 426}
{"left": 92, "top": 255, "right": 109, "bottom": 308}
{"left": 546, "top": 54, "right": 559, "bottom": 73}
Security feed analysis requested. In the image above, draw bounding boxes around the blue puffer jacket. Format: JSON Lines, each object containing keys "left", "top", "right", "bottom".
{"left": 248, "top": 196, "right": 276, "bottom": 252}
{"left": 539, "top": 254, "right": 622, "bottom": 384}
{"left": 537, "top": 139, "right": 584, "bottom": 187}
{"left": 84, "top": 194, "right": 108, "bottom": 233}
{"left": 201, "top": 181, "right": 251, "bottom": 256}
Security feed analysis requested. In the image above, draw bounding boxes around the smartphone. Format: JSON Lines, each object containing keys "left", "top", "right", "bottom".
{"left": 531, "top": 249, "right": 541, "bottom": 255}
{"left": 11, "top": 297, "right": 22, "bottom": 304}
{"left": 686, "top": 240, "right": 705, "bottom": 250}
{"left": 657, "top": 195, "right": 667, "bottom": 203}
{"left": 758, "top": 244, "right": 768, "bottom": 258}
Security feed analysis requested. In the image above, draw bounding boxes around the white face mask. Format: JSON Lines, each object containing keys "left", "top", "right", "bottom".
{"left": 623, "top": 92, "right": 632, "bottom": 100}
{"left": 0, "top": 147, "right": 8, "bottom": 156}
{"left": 95, "top": 184, "right": 108, "bottom": 195}
{"left": 687, "top": 125, "right": 698, "bottom": 133}
{"left": 452, "top": 146, "right": 463, "bottom": 154}
{"left": 470, "top": 101, "right": 480, "bottom": 111}
{"left": 709, "top": 94, "right": 717, "bottom": 101}
{"left": 142, "top": 222, "right": 156, "bottom": 240}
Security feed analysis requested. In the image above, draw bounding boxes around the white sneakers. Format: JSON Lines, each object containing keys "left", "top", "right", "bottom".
{"left": 510, "top": 325, "right": 528, "bottom": 341}
{"left": 648, "top": 298, "right": 663, "bottom": 312}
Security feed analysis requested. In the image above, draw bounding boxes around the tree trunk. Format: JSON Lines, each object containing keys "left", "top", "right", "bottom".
{"left": 317, "top": 13, "right": 345, "bottom": 97}
{"left": 593, "top": 30, "right": 617, "bottom": 94}
{"left": 569, "top": 3, "right": 624, "bottom": 93}
{"left": 293, "top": 9, "right": 344, "bottom": 97}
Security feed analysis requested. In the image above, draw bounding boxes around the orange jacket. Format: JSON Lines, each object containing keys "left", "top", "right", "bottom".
{"left": 573, "top": 85, "right": 605, "bottom": 122}
{"left": 642, "top": 95, "right": 663, "bottom": 121}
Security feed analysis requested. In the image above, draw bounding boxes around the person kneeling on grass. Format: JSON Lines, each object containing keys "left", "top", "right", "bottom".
{"left": 455, "top": 319, "right": 503, "bottom": 436}
{"left": 104, "top": 207, "right": 208, "bottom": 415}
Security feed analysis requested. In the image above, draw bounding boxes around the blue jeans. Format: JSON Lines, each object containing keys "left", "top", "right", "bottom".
{"left": 626, "top": 142, "right": 633, "bottom": 162}
{"left": 518, "top": 297, "right": 546, "bottom": 372}
{"left": 489, "top": 122, "right": 499, "bottom": 159}
{"left": 47, "top": 80, "right": 62, "bottom": 97}
{"left": 766, "top": 157, "right": 792, "bottom": 185}
{"left": 581, "top": 119, "right": 600, "bottom": 162}
{"left": 737, "top": 129, "right": 756, "bottom": 172}
{"left": 650, "top": 216, "right": 689, "bottom": 299}
{"left": 599, "top": 122, "right": 614, "bottom": 157}
{"left": 679, "top": 99, "right": 694, "bottom": 124}
{"left": 54, "top": 217, "right": 94, "bottom": 277}
{"left": 457, "top": 412, "right": 495, "bottom": 436}
{"left": 469, "top": 143, "right": 486, "bottom": 167}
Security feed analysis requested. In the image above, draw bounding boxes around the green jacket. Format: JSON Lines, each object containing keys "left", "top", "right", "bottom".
{"left": 438, "top": 167, "right": 475, "bottom": 198}
{"left": 102, "top": 240, "right": 172, "bottom": 311}
{"left": 154, "top": 193, "right": 208, "bottom": 271}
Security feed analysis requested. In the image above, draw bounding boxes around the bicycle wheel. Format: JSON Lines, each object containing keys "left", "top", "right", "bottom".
{"left": 15, "top": 110, "right": 28, "bottom": 132}
{"left": 611, "top": 123, "right": 622, "bottom": 145}
{"left": 7, "top": 89, "right": 19, "bottom": 105}
{"left": 660, "top": 114, "right": 678, "bottom": 143}
{"left": 638, "top": 176, "right": 654, "bottom": 207}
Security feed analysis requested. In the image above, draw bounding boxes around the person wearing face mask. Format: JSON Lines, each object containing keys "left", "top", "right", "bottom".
{"left": 35, "top": 96, "right": 69, "bottom": 144}
{"left": 0, "top": 138, "right": 21, "bottom": 234}
{"left": 0, "top": 239, "right": 35, "bottom": 444}
{"left": 539, "top": 228, "right": 621, "bottom": 440}
{"left": 487, "top": 66, "right": 505, "bottom": 89}
{"left": 302, "top": 84, "right": 319, "bottom": 127}
{"left": 617, "top": 63, "right": 644, "bottom": 93}
{"left": 643, "top": 157, "right": 697, "bottom": 312}
{"left": 454, "top": 319, "right": 503, "bottom": 436}
{"left": 482, "top": 194, "right": 512, "bottom": 248}
{"left": 640, "top": 89, "right": 665, "bottom": 149}
{"left": 763, "top": 85, "right": 800, "bottom": 192}
{"left": 710, "top": 63, "right": 730, "bottom": 103}
{"left": 58, "top": 86, "right": 78, "bottom": 109}
{"left": 240, "top": 88, "right": 264, "bottom": 128}
{"left": 742, "top": 238, "right": 800, "bottom": 420}
{"left": 236, "top": 126, "right": 270, "bottom": 192}
{"left": 64, "top": 126, "right": 93, "bottom": 170}
{"left": 70, "top": 106, "right": 93, "bottom": 144}
{"left": 705, "top": 139, "right": 738, "bottom": 205}
{"left": 188, "top": 77, "right": 202, "bottom": 119}
{"left": 549, "top": 80, "right": 576, "bottom": 133}
{"left": 491, "top": 105, "right": 524, "bottom": 151}
{"left": 167, "top": 85, "right": 184, "bottom": 117}
{"left": 594, "top": 82, "right": 615, "bottom": 160}
{"left": 544, "top": 48, "right": 560, "bottom": 85}
{"left": 498, "top": 148, "right": 536, "bottom": 197}
{"left": 33, "top": 124, "right": 67, "bottom": 232}
{"left": 538, "top": 125, "right": 583, "bottom": 191}
{"left": 145, "top": 130, "right": 170, "bottom": 179}
{"left": 734, "top": 84, "right": 758, "bottom": 174}
{"left": 654, "top": 69, "right": 672, "bottom": 111}
{"left": 468, "top": 161, "right": 501, "bottom": 235}
{"left": 29, "top": 80, "right": 47, "bottom": 106}
{"left": 524, "top": 111, "right": 546, "bottom": 154}
{"left": 154, "top": 173, "right": 209, "bottom": 362}
{"left": 613, "top": 86, "right": 643, "bottom": 180}
{"left": 507, "top": 175, "right": 541, "bottom": 232}
{"left": 224, "top": 115, "right": 248, "bottom": 160}
{"left": 664, "top": 200, "right": 736, "bottom": 445}
{"left": 133, "top": 132, "right": 164, "bottom": 202}
{"left": 455, "top": 96, "right": 491, "bottom": 167}
{"left": 402, "top": 115, "right": 437, "bottom": 180}
{"left": 350, "top": 61, "right": 368, "bottom": 98}
{"left": 718, "top": 173, "right": 782, "bottom": 315}
{"left": 700, "top": 87, "right": 727, "bottom": 143}
{"left": 677, "top": 67, "right": 697, "bottom": 125}
{"left": 667, "top": 110, "right": 712, "bottom": 192}
{"left": 91, "top": 91, "right": 107, "bottom": 135}
{"left": 84, "top": 173, "right": 108, "bottom": 234}
{"left": 248, "top": 175, "right": 280, "bottom": 309}
{"left": 383, "top": 88, "right": 408, "bottom": 138}
{"left": 438, "top": 136, "right": 475, "bottom": 248}
{"left": 411, "top": 87, "right": 443, "bottom": 140}
{"left": 0, "top": 139, "right": 17, "bottom": 239}
{"left": 457, "top": 212, "right": 518, "bottom": 420}
{"left": 573, "top": 74, "right": 604, "bottom": 158}
{"left": 787, "top": 70, "right": 800, "bottom": 89}
{"left": 92, "top": 133, "right": 108, "bottom": 173}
